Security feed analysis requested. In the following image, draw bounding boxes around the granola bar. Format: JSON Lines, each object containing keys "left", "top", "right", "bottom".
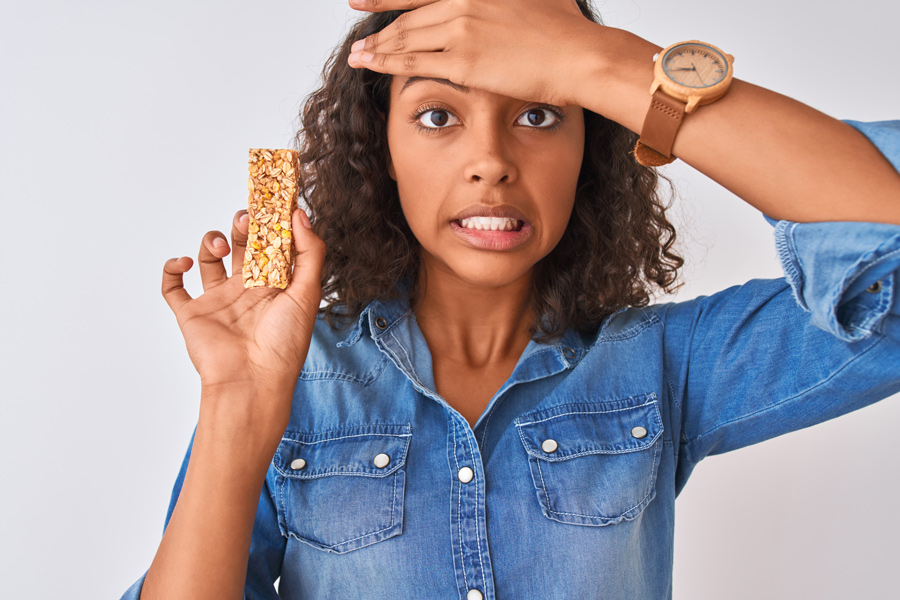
{"left": 243, "top": 148, "right": 299, "bottom": 289}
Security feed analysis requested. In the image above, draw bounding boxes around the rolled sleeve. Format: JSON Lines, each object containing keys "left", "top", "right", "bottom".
{"left": 764, "top": 119, "right": 900, "bottom": 342}
{"left": 771, "top": 219, "right": 900, "bottom": 341}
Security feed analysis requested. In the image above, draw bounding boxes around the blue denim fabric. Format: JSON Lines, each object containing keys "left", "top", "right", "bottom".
{"left": 122, "top": 121, "right": 900, "bottom": 599}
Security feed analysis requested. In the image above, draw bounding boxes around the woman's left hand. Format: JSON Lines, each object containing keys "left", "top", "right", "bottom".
{"left": 346, "top": 0, "right": 602, "bottom": 108}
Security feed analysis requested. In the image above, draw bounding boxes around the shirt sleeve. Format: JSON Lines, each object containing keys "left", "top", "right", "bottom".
{"left": 665, "top": 119, "right": 900, "bottom": 493}
{"left": 119, "top": 429, "right": 286, "bottom": 600}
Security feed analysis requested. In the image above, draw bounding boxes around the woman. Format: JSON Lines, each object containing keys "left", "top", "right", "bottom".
{"left": 123, "top": 0, "right": 900, "bottom": 598}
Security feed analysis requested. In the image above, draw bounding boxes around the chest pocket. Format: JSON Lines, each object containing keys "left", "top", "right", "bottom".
{"left": 273, "top": 424, "right": 411, "bottom": 554}
{"left": 514, "top": 394, "right": 663, "bottom": 527}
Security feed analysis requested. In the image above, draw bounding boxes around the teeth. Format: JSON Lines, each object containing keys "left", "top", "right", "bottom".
{"left": 459, "top": 216, "right": 519, "bottom": 231}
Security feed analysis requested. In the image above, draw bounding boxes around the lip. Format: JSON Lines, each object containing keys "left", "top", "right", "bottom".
{"left": 450, "top": 204, "right": 530, "bottom": 223}
{"left": 449, "top": 220, "right": 534, "bottom": 251}
{"left": 448, "top": 203, "right": 534, "bottom": 251}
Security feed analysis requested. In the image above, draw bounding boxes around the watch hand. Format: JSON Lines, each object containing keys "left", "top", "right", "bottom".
{"left": 691, "top": 63, "right": 707, "bottom": 86}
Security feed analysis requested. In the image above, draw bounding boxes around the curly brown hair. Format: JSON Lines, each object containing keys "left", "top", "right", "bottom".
{"left": 295, "top": 1, "right": 683, "bottom": 342}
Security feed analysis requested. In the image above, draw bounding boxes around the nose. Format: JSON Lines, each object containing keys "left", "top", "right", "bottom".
{"left": 463, "top": 123, "right": 518, "bottom": 185}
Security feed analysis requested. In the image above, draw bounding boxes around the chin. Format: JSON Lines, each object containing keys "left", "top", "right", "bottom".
{"left": 444, "top": 259, "right": 534, "bottom": 291}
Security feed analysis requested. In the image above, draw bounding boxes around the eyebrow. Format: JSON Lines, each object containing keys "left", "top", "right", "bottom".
{"left": 399, "top": 76, "right": 470, "bottom": 96}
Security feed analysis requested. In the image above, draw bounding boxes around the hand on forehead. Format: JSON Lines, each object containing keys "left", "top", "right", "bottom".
{"left": 347, "top": 0, "right": 597, "bottom": 108}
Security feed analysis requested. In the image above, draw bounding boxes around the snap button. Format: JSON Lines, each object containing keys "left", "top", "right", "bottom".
{"left": 457, "top": 466, "right": 474, "bottom": 483}
{"left": 290, "top": 458, "right": 307, "bottom": 470}
{"left": 466, "top": 590, "right": 483, "bottom": 600}
{"left": 631, "top": 426, "right": 648, "bottom": 439}
{"left": 373, "top": 453, "right": 390, "bottom": 468}
{"left": 563, "top": 347, "right": 577, "bottom": 359}
{"left": 541, "top": 439, "right": 558, "bottom": 453}
{"left": 374, "top": 316, "right": 388, "bottom": 329}
{"left": 866, "top": 280, "right": 883, "bottom": 294}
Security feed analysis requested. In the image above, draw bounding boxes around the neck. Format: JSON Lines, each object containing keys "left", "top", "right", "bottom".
{"left": 412, "top": 260, "right": 535, "bottom": 369}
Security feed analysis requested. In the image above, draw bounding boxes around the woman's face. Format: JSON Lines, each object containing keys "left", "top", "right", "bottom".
{"left": 386, "top": 75, "right": 585, "bottom": 290}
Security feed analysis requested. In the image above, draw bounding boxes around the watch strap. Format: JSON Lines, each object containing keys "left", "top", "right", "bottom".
{"left": 634, "top": 89, "right": 687, "bottom": 167}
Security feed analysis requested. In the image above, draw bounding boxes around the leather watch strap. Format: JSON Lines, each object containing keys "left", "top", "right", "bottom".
{"left": 634, "top": 90, "right": 687, "bottom": 167}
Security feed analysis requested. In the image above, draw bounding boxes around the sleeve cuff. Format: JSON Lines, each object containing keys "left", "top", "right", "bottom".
{"left": 771, "top": 219, "right": 900, "bottom": 342}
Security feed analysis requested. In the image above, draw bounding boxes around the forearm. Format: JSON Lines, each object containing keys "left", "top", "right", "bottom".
{"left": 576, "top": 26, "right": 900, "bottom": 225}
{"left": 140, "top": 388, "right": 289, "bottom": 600}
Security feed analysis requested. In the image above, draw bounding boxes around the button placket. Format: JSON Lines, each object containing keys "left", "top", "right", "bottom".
{"left": 448, "top": 418, "right": 494, "bottom": 600}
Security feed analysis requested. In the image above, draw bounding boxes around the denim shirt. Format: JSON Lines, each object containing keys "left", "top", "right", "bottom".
{"left": 122, "top": 120, "right": 900, "bottom": 600}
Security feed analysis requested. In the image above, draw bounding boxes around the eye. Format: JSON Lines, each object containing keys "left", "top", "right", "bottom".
{"left": 517, "top": 107, "right": 561, "bottom": 128}
{"left": 415, "top": 108, "right": 460, "bottom": 129}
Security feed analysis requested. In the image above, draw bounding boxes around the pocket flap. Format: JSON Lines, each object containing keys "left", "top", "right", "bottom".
{"left": 515, "top": 395, "right": 662, "bottom": 462}
{"left": 275, "top": 424, "right": 412, "bottom": 480}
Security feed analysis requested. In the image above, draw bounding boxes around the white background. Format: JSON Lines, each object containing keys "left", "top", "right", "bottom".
{"left": 1, "top": 0, "right": 898, "bottom": 598}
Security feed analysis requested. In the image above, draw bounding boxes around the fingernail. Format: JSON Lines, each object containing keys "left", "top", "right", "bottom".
{"left": 239, "top": 213, "right": 249, "bottom": 223}
{"left": 351, "top": 39, "right": 365, "bottom": 53}
{"left": 298, "top": 210, "right": 312, "bottom": 230}
{"left": 212, "top": 237, "right": 226, "bottom": 248}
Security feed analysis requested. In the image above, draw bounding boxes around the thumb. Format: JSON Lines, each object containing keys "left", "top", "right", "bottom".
{"left": 286, "top": 208, "right": 326, "bottom": 297}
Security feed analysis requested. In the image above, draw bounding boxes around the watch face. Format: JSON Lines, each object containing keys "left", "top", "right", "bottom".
{"left": 662, "top": 43, "right": 729, "bottom": 89}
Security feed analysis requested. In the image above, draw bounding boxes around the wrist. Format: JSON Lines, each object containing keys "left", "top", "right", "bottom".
{"left": 199, "top": 382, "right": 295, "bottom": 447}
{"left": 574, "top": 26, "right": 660, "bottom": 134}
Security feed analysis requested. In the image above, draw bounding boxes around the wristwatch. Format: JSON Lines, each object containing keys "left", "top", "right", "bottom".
{"left": 634, "top": 40, "right": 734, "bottom": 167}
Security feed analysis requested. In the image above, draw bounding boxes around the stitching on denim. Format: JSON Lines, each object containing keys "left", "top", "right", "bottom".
{"left": 285, "top": 476, "right": 400, "bottom": 551}
{"left": 388, "top": 328, "right": 419, "bottom": 381}
{"left": 375, "top": 307, "right": 413, "bottom": 337}
{"left": 595, "top": 310, "right": 661, "bottom": 343}
{"left": 535, "top": 455, "right": 551, "bottom": 513}
{"left": 462, "top": 421, "right": 487, "bottom": 591}
{"left": 389, "top": 467, "right": 398, "bottom": 527}
{"left": 516, "top": 397, "right": 658, "bottom": 426}
{"left": 298, "top": 356, "right": 387, "bottom": 385}
{"left": 281, "top": 431, "right": 411, "bottom": 444}
{"left": 450, "top": 419, "right": 469, "bottom": 593}
{"left": 275, "top": 430, "right": 411, "bottom": 478}
{"left": 544, "top": 439, "right": 661, "bottom": 520}
{"left": 479, "top": 394, "right": 499, "bottom": 448}
{"left": 690, "top": 333, "right": 886, "bottom": 446}
{"left": 840, "top": 249, "right": 900, "bottom": 334}
{"left": 279, "top": 476, "right": 288, "bottom": 538}
{"left": 774, "top": 222, "right": 805, "bottom": 311}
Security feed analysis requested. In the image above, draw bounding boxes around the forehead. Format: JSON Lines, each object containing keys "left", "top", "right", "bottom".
{"left": 394, "top": 76, "right": 470, "bottom": 96}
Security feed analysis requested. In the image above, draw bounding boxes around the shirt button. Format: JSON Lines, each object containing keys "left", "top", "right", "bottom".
{"left": 290, "top": 458, "right": 307, "bottom": 470}
{"left": 631, "top": 426, "right": 648, "bottom": 439}
{"left": 373, "top": 453, "right": 390, "bottom": 468}
{"left": 457, "top": 466, "right": 474, "bottom": 483}
{"left": 374, "top": 316, "right": 388, "bottom": 329}
{"left": 866, "top": 280, "right": 883, "bottom": 294}
{"left": 466, "top": 589, "right": 483, "bottom": 600}
{"left": 563, "top": 347, "right": 577, "bottom": 359}
{"left": 541, "top": 439, "right": 559, "bottom": 453}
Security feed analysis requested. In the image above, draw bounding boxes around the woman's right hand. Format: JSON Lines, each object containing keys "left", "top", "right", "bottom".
{"left": 161, "top": 208, "right": 326, "bottom": 426}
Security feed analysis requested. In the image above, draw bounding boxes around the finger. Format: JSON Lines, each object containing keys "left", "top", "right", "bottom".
{"left": 351, "top": 3, "right": 446, "bottom": 54}
{"left": 231, "top": 210, "right": 249, "bottom": 277}
{"left": 284, "top": 208, "right": 326, "bottom": 306}
{"left": 348, "top": 47, "right": 450, "bottom": 79}
{"left": 198, "top": 230, "right": 229, "bottom": 292}
{"left": 161, "top": 257, "right": 194, "bottom": 314}
{"left": 356, "top": 21, "right": 450, "bottom": 58}
{"left": 349, "top": 0, "right": 440, "bottom": 12}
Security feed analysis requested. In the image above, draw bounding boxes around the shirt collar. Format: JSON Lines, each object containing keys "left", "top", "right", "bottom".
{"left": 337, "top": 295, "right": 590, "bottom": 368}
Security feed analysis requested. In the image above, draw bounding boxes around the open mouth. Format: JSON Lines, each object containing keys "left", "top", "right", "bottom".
{"left": 453, "top": 216, "right": 525, "bottom": 232}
